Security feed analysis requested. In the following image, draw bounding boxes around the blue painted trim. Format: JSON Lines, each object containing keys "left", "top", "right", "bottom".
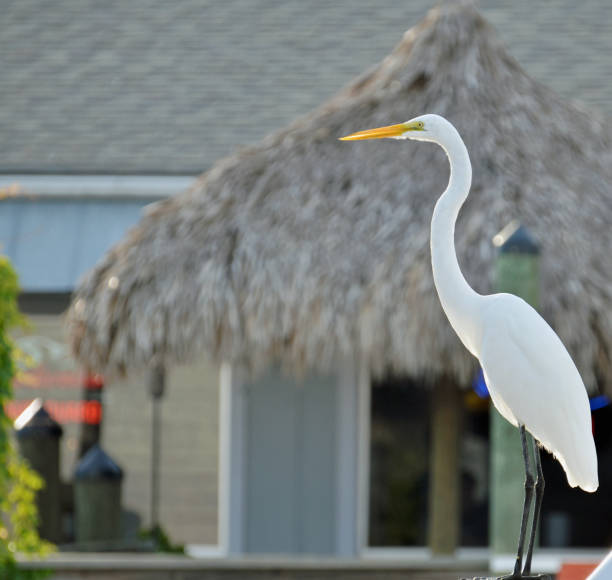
{"left": 472, "top": 368, "right": 611, "bottom": 411}
{"left": 473, "top": 368, "right": 489, "bottom": 399}
{"left": 590, "top": 395, "right": 610, "bottom": 411}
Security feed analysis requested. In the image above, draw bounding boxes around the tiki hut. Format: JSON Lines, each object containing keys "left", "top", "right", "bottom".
{"left": 68, "top": 0, "right": 612, "bottom": 555}
{"left": 69, "top": 2, "right": 612, "bottom": 391}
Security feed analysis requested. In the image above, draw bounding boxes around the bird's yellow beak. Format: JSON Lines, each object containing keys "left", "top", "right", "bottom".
{"left": 339, "top": 121, "right": 422, "bottom": 141}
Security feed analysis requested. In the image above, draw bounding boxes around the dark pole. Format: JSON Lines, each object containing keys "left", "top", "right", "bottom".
{"left": 149, "top": 364, "right": 165, "bottom": 538}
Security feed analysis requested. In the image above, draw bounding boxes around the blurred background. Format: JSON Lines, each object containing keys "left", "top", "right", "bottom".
{"left": 1, "top": 0, "right": 612, "bottom": 572}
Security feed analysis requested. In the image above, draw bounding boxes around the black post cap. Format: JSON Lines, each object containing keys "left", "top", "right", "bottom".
{"left": 14, "top": 398, "right": 63, "bottom": 438}
{"left": 74, "top": 444, "right": 123, "bottom": 481}
{"left": 493, "top": 221, "right": 540, "bottom": 255}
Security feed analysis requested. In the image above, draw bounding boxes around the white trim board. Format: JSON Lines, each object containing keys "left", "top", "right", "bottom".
{"left": 0, "top": 174, "right": 196, "bottom": 199}
{"left": 217, "top": 363, "right": 247, "bottom": 555}
{"left": 334, "top": 358, "right": 360, "bottom": 555}
{"left": 356, "top": 358, "right": 371, "bottom": 555}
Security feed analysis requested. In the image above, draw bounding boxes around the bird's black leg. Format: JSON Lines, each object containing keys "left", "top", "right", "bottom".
{"left": 503, "top": 424, "right": 535, "bottom": 579}
{"left": 522, "top": 438, "right": 544, "bottom": 576}
{"left": 464, "top": 431, "right": 548, "bottom": 580}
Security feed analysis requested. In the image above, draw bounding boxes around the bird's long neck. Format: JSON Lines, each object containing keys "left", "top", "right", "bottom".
{"left": 430, "top": 127, "right": 482, "bottom": 356}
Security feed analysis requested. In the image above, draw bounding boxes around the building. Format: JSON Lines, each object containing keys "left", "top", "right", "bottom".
{"left": 2, "top": 0, "right": 612, "bottom": 563}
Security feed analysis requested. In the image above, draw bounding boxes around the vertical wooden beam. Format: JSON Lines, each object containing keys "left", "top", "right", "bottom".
{"left": 490, "top": 222, "right": 540, "bottom": 560}
{"left": 428, "top": 375, "right": 462, "bottom": 554}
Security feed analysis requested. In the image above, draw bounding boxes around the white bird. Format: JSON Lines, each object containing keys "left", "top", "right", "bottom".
{"left": 341, "top": 114, "right": 598, "bottom": 579}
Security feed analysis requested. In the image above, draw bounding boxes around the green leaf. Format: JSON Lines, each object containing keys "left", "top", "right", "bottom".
{"left": 0, "top": 256, "right": 56, "bottom": 572}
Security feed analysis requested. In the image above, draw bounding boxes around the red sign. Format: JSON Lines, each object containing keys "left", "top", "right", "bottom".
{"left": 11, "top": 335, "right": 104, "bottom": 426}
{"left": 5, "top": 400, "right": 102, "bottom": 425}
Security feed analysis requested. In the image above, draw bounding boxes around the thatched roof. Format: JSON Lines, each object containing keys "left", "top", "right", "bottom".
{"left": 68, "top": 1, "right": 612, "bottom": 394}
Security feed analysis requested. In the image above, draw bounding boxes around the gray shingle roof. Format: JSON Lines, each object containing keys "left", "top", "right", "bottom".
{"left": 2, "top": 0, "right": 612, "bottom": 174}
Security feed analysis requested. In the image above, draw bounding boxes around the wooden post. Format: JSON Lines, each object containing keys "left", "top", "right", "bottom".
{"left": 428, "top": 375, "right": 462, "bottom": 554}
{"left": 490, "top": 221, "right": 540, "bottom": 558}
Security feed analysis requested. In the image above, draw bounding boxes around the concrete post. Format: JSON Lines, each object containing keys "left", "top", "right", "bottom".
{"left": 490, "top": 221, "right": 540, "bottom": 559}
{"left": 14, "top": 398, "right": 63, "bottom": 543}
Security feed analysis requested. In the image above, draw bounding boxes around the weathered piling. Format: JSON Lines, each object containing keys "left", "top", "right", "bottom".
{"left": 73, "top": 444, "right": 123, "bottom": 543}
{"left": 15, "top": 398, "right": 63, "bottom": 543}
{"left": 490, "top": 222, "right": 540, "bottom": 559}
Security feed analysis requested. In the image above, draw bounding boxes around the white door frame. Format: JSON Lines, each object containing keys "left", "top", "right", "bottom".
{"left": 355, "top": 357, "right": 371, "bottom": 555}
{"left": 218, "top": 362, "right": 247, "bottom": 554}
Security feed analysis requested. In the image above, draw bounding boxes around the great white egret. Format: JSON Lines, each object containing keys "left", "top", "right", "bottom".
{"left": 341, "top": 114, "right": 598, "bottom": 579}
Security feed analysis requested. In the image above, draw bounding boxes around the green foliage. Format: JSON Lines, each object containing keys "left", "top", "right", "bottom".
{"left": 139, "top": 525, "right": 185, "bottom": 554}
{"left": 0, "top": 257, "right": 54, "bottom": 578}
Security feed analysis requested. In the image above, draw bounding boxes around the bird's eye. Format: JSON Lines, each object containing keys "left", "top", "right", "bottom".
{"left": 418, "top": 122, "right": 425, "bottom": 129}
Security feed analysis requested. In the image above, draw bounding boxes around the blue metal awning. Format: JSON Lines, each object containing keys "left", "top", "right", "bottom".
{"left": 0, "top": 175, "right": 195, "bottom": 292}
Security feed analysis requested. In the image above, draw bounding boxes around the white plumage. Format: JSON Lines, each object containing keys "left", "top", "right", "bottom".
{"left": 479, "top": 292, "right": 597, "bottom": 491}
{"left": 342, "top": 113, "right": 598, "bottom": 576}
{"left": 422, "top": 113, "right": 598, "bottom": 494}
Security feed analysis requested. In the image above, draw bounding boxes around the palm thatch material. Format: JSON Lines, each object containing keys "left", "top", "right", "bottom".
{"left": 68, "top": 1, "right": 612, "bottom": 393}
